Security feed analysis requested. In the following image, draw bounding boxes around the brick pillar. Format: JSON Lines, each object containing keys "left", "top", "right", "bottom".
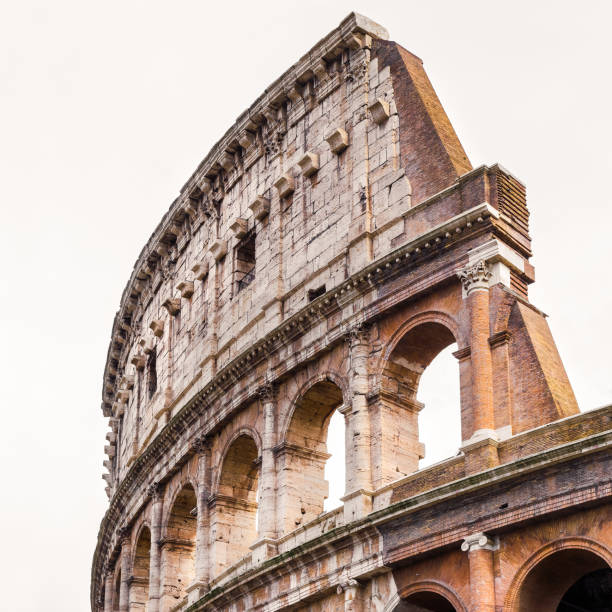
{"left": 103, "top": 570, "right": 113, "bottom": 612}
{"left": 147, "top": 483, "right": 163, "bottom": 612}
{"left": 461, "top": 532, "right": 497, "bottom": 612}
{"left": 118, "top": 528, "right": 131, "bottom": 612}
{"left": 258, "top": 384, "right": 277, "bottom": 541}
{"left": 343, "top": 325, "right": 373, "bottom": 522}
{"left": 457, "top": 261, "right": 499, "bottom": 470}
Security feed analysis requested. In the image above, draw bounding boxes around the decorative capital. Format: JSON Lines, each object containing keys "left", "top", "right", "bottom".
{"left": 258, "top": 383, "right": 278, "bottom": 403}
{"left": 457, "top": 259, "right": 492, "bottom": 295}
{"left": 191, "top": 437, "right": 211, "bottom": 456}
{"left": 336, "top": 569, "right": 360, "bottom": 594}
{"left": 146, "top": 481, "right": 163, "bottom": 501}
{"left": 345, "top": 322, "right": 370, "bottom": 347}
{"left": 461, "top": 532, "right": 497, "bottom": 553}
{"left": 117, "top": 525, "right": 131, "bottom": 542}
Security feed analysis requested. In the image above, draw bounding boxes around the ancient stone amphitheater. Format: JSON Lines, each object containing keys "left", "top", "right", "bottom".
{"left": 92, "top": 13, "right": 612, "bottom": 612}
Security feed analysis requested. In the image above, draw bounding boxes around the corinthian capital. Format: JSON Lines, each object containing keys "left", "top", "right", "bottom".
{"left": 457, "top": 260, "right": 492, "bottom": 295}
{"left": 257, "top": 383, "right": 278, "bottom": 403}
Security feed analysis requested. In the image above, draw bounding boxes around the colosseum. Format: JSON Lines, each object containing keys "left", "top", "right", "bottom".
{"left": 92, "top": 13, "right": 612, "bottom": 612}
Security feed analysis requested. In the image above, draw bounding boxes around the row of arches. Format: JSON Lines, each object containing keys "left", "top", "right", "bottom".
{"left": 389, "top": 544, "right": 612, "bottom": 611}
{"left": 105, "top": 316, "right": 470, "bottom": 610}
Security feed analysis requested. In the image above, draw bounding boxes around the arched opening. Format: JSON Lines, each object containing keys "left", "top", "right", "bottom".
{"left": 211, "top": 434, "right": 259, "bottom": 573}
{"left": 396, "top": 591, "right": 457, "bottom": 611}
{"left": 514, "top": 547, "right": 611, "bottom": 611}
{"left": 129, "top": 526, "right": 151, "bottom": 610}
{"left": 380, "top": 321, "right": 459, "bottom": 482}
{"left": 279, "top": 379, "right": 344, "bottom": 533}
{"left": 558, "top": 567, "right": 612, "bottom": 611}
{"left": 160, "top": 484, "right": 197, "bottom": 608}
{"left": 416, "top": 343, "right": 459, "bottom": 468}
{"left": 324, "top": 409, "right": 346, "bottom": 512}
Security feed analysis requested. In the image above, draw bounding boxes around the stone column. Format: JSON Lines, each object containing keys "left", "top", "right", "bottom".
{"left": 461, "top": 532, "right": 497, "bottom": 612}
{"left": 338, "top": 573, "right": 363, "bottom": 612}
{"left": 103, "top": 569, "right": 113, "bottom": 612}
{"left": 187, "top": 439, "right": 210, "bottom": 602}
{"left": 147, "top": 482, "right": 164, "bottom": 612}
{"left": 118, "top": 528, "right": 131, "bottom": 612}
{"left": 343, "top": 325, "right": 373, "bottom": 522}
{"left": 258, "top": 384, "right": 277, "bottom": 541}
{"left": 457, "top": 261, "right": 499, "bottom": 470}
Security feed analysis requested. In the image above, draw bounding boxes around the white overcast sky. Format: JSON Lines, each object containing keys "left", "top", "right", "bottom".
{"left": 1, "top": 1, "right": 611, "bottom": 610}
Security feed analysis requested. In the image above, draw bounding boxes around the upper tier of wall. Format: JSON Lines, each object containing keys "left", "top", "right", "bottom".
{"left": 100, "top": 13, "right": 533, "bottom": 496}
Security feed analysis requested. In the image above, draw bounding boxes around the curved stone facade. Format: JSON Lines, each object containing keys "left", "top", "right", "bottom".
{"left": 92, "top": 13, "right": 612, "bottom": 612}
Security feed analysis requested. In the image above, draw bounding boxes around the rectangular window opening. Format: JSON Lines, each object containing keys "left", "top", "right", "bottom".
{"left": 235, "top": 231, "right": 256, "bottom": 293}
{"left": 308, "top": 285, "right": 326, "bottom": 302}
{"left": 147, "top": 349, "right": 157, "bottom": 399}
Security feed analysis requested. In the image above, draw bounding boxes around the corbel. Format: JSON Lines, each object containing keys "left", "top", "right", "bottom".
{"left": 149, "top": 319, "right": 165, "bottom": 337}
{"left": 229, "top": 217, "right": 248, "bottom": 238}
{"left": 130, "top": 352, "right": 146, "bottom": 370}
{"left": 369, "top": 98, "right": 390, "bottom": 124}
{"left": 312, "top": 59, "right": 330, "bottom": 83}
{"left": 176, "top": 280, "right": 195, "bottom": 299}
{"left": 219, "top": 151, "right": 234, "bottom": 172}
{"left": 298, "top": 151, "right": 319, "bottom": 177}
{"left": 209, "top": 239, "right": 227, "bottom": 262}
{"left": 325, "top": 127, "right": 349, "bottom": 154}
{"left": 274, "top": 173, "right": 295, "bottom": 199}
{"left": 249, "top": 195, "right": 270, "bottom": 221}
{"left": 162, "top": 298, "right": 181, "bottom": 316}
{"left": 191, "top": 260, "right": 209, "bottom": 280}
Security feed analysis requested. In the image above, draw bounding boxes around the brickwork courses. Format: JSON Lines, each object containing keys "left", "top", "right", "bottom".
{"left": 92, "top": 13, "right": 612, "bottom": 612}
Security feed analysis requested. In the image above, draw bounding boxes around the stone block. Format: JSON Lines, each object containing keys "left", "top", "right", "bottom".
{"left": 150, "top": 319, "right": 164, "bottom": 337}
{"left": 249, "top": 195, "right": 270, "bottom": 221}
{"left": 369, "top": 97, "right": 390, "bottom": 124}
{"left": 274, "top": 173, "right": 294, "bottom": 198}
{"left": 177, "top": 280, "right": 195, "bottom": 298}
{"left": 325, "top": 127, "right": 349, "bottom": 154}
{"left": 298, "top": 151, "right": 319, "bottom": 177}
{"left": 209, "top": 239, "right": 228, "bottom": 261}
{"left": 230, "top": 217, "right": 248, "bottom": 238}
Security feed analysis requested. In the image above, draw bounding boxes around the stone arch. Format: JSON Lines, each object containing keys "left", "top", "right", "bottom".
{"left": 396, "top": 580, "right": 467, "bottom": 611}
{"left": 377, "top": 312, "right": 463, "bottom": 478}
{"left": 210, "top": 431, "right": 260, "bottom": 575}
{"left": 159, "top": 483, "right": 197, "bottom": 609}
{"left": 277, "top": 374, "right": 346, "bottom": 534}
{"left": 279, "top": 370, "right": 349, "bottom": 441}
{"left": 505, "top": 537, "right": 612, "bottom": 612}
{"left": 212, "top": 426, "right": 262, "bottom": 496}
{"left": 130, "top": 524, "right": 151, "bottom": 610}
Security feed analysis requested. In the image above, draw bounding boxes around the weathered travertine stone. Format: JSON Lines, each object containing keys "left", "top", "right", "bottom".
{"left": 92, "top": 12, "right": 609, "bottom": 612}
{"left": 297, "top": 151, "right": 319, "bottom": 177}
{"left": 325, "top": 126, "right": 349, "bottom": 154}
{"left": 248, "top": 195, "right": 270, "bottom": 221}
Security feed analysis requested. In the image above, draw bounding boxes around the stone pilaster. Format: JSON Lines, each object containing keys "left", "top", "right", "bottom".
{"left": 461, "top": 532, "right": 497, "bottom": 612}
{"left": 337, "top": 575, "right": 363, "bottom": 612}
{"left": 257, "top": 384, "right": 278, "bottom": 542}
{"left": 103, "top": 569, "right": 113, "bottom": 612}
{"left": 187, "top": 439, "right": 211, "bottom": 603}
{"left": 342, "top": 325, "right": 374, "bottom": 522}
{"left": 118, "top": 527, "right": 131, "bottom": 612}
{"left": 146, "top": 482, "right": 163, "bottom": 612}
{"left": 457, "top": 261, "right": 499, "bottom": 470}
